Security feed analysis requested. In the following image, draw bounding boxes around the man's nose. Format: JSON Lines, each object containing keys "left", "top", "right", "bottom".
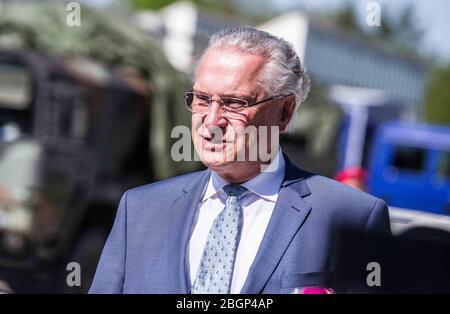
{"left": 203, "top": 100, "right": 227, "bottom": 128}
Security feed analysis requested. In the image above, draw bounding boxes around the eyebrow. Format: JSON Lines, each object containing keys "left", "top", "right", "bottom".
{"left": 192, "top": 89, "right": 256, "bottom": 102}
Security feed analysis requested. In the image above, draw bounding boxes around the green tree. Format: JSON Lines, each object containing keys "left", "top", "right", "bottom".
{"left": 425, "top": 65, "right": 450, "bottom": 125}
{"left": 131, "top": 0, "right": 239, "bottom": 15}
{"left": 333, "top": 3, "right": 423, "bottom": 58}
{"left": 131, "top": 0, "right": 177, "bottom": 10}
{"left": 334, "top": 2, "right": 363, "bottom": 36}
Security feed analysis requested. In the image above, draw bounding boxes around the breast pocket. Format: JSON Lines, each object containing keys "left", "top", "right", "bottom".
{"left": 281, "top": 271, "right": 334, "bottom": 289}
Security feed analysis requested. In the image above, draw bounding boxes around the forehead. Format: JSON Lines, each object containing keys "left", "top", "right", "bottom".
{"left": 194, "top": 47, "right": 267, "bottom": 97}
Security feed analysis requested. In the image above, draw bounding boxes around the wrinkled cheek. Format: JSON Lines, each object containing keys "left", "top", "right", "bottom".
{"left": 191, "top": 116, "right": 202, "bottom": 133}
{"left": 223, "top": 139, "right": 237, "bottom": 161}
{"left": 192, "top": 133, "right": 205, "bottom": 162}
{"left": 234, "top": 134, "right": 246, "bottom": 159}
{"left": 231, "top": 128, "right": 257, "bottom": 162}
{"left": 191, "top": 119, "right": 203, "bottom": 145}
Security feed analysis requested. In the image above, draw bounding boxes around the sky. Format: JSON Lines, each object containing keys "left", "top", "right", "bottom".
{"left": 270, "top": 0, "right": 450, "bottom": 63}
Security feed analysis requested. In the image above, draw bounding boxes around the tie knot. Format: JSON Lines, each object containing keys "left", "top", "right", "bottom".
{"left": 223, "top": 184, "right": 247, "bottom": 199}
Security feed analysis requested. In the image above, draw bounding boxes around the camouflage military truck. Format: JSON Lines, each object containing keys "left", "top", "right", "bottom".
{"left": 0, "top": 50, "right": 174, "bottom": 292}
{"left": 0, "top": 2, "right": 201, "bottom": 293}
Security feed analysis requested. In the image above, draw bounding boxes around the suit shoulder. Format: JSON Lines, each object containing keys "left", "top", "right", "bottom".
{"left": 125, "top": 169, "right": 207, "bottom": 199}
{"left": 305, "top": 174, "right": 381, "bottom": 210}
{"left": 303, "top": 174, "right": 389, "bottom": 233}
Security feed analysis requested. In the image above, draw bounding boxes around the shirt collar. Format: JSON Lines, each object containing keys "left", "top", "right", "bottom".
{"left": 202, "top": 148, "right": 285, "bottom": 203}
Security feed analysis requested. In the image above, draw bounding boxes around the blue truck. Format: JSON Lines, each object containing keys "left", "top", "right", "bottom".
{"left": 367, "top": 122, "right": 450, "bottom": 216}
{"left": 329, "top": 85, "right": 450, "bottom": 216}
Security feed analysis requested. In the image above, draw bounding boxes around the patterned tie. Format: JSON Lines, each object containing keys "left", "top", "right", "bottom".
{"left": 192, "top": 184, "right": 248, "bottom": 294}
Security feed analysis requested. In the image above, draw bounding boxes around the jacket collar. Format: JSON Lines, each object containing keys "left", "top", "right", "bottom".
{"left": 240, "top": 154, "right": 313, "bottom": 293}
{"left": 171, "top": 154, "right": 313, "bottom": 293}
{"left": 202, "top": 149, "right": 286, "bottom": 203}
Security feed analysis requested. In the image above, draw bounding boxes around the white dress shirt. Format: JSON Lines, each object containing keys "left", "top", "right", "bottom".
{"left": 188, "top": 150, "right": 286, "bottom": 293}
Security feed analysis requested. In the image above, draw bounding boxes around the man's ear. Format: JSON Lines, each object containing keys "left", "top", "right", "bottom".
{"left": 279, "top": 95, "right": 296, "bottom": 133}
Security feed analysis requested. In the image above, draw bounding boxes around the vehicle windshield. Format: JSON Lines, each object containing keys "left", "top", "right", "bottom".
{"left": 0, "top": 62, "right": 31, "bottom": 110}
{"left": 0, "top": 61, "right": 32, "bottom": 142}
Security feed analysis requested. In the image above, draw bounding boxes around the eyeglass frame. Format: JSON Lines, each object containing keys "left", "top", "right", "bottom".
{"left": 184, "top": 90, "right": 293, "bottom": 114}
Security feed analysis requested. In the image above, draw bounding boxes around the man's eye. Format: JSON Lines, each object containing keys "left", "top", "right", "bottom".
{"left": 195, "top": 94, "right": 210, "bottom": 102}
{"left": 223, "top": 99, "right": 246, "bottom": 109}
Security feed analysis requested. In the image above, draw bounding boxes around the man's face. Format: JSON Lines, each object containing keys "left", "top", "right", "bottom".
{"left": 191, "top": 48, "right": 293, "bottom": 178}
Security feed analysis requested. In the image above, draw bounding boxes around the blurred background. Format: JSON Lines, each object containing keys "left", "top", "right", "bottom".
{"left": 0, "top": 0, "right": 448, "bottom": 293}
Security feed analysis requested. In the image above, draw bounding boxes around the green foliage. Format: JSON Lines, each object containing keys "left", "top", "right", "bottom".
{"left": 333, "top": 3, "right": 423, "bottom": 58}
{"left": 131, "top": 0, "right": 178, "bottom": 10}
{"left": 425, "top": 65, "right": 450, "bottom": 125}
{"left": 131, "top": 0, "right": 239, "bottom": 15}
{"left": 334, "top": 2, "right": 362, "bottom": 36}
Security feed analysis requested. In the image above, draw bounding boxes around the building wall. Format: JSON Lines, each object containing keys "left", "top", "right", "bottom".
{"left": 304, "top": 23, "right": 427, "bottom": 112}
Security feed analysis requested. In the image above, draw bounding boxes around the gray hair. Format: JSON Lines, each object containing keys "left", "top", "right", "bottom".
{"left": 197, "top": 26, "right": 310, "bottom": 130}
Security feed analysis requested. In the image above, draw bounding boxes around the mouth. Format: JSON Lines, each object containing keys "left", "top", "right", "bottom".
{"left": 199, "top": 127, "right": 227, "bottom": 143}
{"left": 202, "top": 134, "right": 225, "bottom": 144}
{"left": 202, "top": 136, "right": 225, "bottom": 146}
{"left": 199, "top": 133, "right": 232, "bottom": 151}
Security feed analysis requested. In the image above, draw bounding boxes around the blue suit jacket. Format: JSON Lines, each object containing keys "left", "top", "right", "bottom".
{"left": 89, "top": 156, "right": 391, "bottom": 293}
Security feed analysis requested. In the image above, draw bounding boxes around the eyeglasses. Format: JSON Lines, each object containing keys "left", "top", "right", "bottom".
{"left": 185, "top": 91, "right": 292, "bottom": 116}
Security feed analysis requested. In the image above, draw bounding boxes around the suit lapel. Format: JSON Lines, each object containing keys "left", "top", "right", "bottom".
{"left": 240, "top": 157, "right": 313, "bottom": 293}
{"left": 166, "top": 157, "right": 312, "bottom": 294}
{"left": 167, "top": 169, "right": 211, "bottom": 293}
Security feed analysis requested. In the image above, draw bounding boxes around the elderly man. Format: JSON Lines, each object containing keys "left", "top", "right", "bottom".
{"left": 89, "top": 27, "right": 391, "bottom": 294}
